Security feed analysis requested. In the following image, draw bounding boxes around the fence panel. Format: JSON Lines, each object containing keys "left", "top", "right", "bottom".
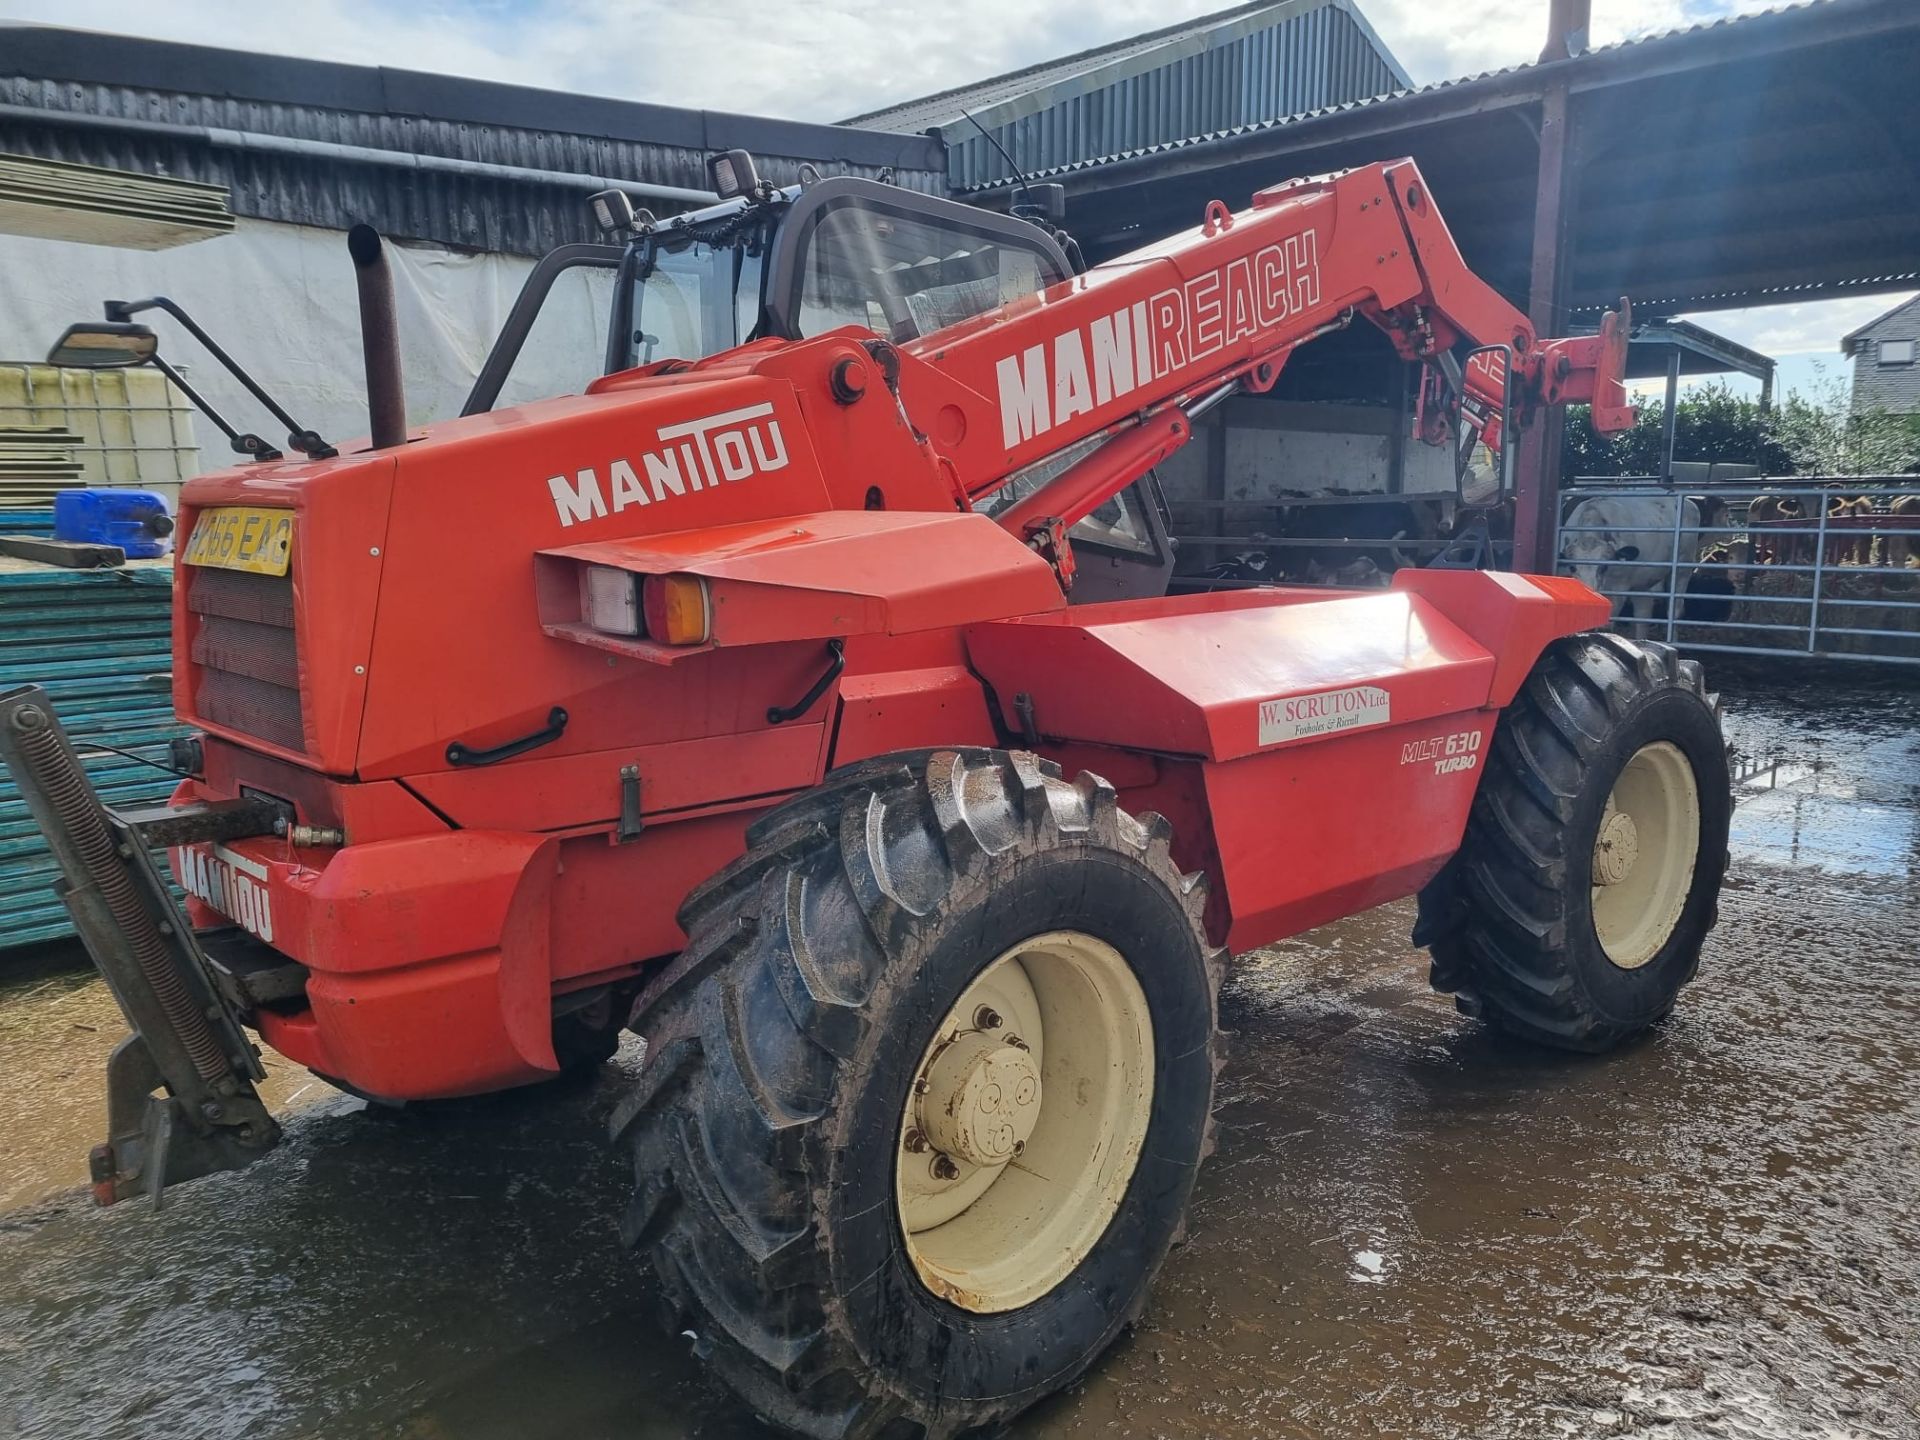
{"left": 1556, "top": 478, "right": 1920, "bottom": 666}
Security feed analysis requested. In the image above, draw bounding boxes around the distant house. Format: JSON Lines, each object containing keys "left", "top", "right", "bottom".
{"left": 1843, "top": 296, "right": 1920, "bottom": 413}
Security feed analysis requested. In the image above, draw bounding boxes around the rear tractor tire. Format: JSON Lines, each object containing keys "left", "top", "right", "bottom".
{"left": 612, "top": 749, "right": 1223, "bottom": 1439}
{"left": 1417, "top": 632, "right": 1730, "bottom": 1052}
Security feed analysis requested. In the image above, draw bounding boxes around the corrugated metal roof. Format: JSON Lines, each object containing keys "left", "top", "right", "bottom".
{"left": 848, "top": 0, "right": 1406, "bottom": 133}
{"left": 0, "top": 25, "right": 947, "bottom": 257}
{"left": 847, "top": 0, "right": 1406, "bottom": 191}
{"left": 955, "top": 0, "right": 1842, "bottom": 192}
{"left": 0, "top": 566, "right": 185, "bottom": 952}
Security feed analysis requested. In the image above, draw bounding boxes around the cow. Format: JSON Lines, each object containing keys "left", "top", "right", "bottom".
{"left": 1680, "top": 540, "right": 1750, "bottom": 626}
{"left": 1748, "top": 493, "right": 1809, "bottom": 566}
{"left": 1560, "top": 494, "right": 1702, "bottom": 632}
{"left": 1889, "top": 495, "right": 1920, "bottom": 569}
{"left": 1271, "top": 493, "right": 1443, "bottom": 580}
{"left": 1826, "top": 492, "right": 1875, "bottom": 567}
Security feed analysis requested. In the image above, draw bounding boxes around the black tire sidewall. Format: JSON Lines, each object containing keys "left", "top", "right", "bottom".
{"left": 823, "top": 843, "right": 1214, "bottom": 1410}
{"left": 1564, "top": 685, "right": 1730, "bottom": 1025}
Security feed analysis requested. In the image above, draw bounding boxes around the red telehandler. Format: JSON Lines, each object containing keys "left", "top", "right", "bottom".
{"left": 3, "top": 152, "right": 1726, "bottom": 1438}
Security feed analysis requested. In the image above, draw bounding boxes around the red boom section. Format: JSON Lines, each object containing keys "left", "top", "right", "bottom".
{"left": 892, "top": 159, "right": 1632, "bottom": 539}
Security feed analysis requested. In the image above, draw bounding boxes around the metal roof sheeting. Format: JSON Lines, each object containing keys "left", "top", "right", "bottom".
{"left": 0, "top": 26, "right": 947, "bottom": 257}
{"left": 997, "top": 0, "right": 1920, "bottom": 318}
{"left": 850, "top": 0, "right": 1406, "bottom": 190}
{"left": 956, "top": 0, "right": 1881, "bottom": 193}
{"left": 0, "top": 566, "right": 185, "bottom": 952}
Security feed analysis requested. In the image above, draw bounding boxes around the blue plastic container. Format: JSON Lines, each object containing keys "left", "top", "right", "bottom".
{"left": 52, "top": 488, "right": 176, "bottom": 559}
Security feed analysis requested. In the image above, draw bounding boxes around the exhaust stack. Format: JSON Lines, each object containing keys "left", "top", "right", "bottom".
{"left": 347, "top": 224, "right": 407, "bottom": 450}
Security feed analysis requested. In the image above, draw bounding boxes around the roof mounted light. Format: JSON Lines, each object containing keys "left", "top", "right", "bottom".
{"left": 707, "top": 149, "right": 761, "bottom": 202}
{"left": 1011, "top": 182, "right": 1067, "bottom": 226}
{"left": 589, "top": 189, "right": 653, "bottom": 238}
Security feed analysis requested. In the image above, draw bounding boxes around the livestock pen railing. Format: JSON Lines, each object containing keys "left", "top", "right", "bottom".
{"left": 1556, "top": 478, "right": 1920, "bottom": 666}
{"left": 1166, "top": 492, "right": 1458, "bottom": 589}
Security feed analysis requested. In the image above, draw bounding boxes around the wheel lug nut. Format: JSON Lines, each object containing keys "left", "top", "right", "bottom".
{"left": 974, "top": 1006, "right": 1002, "bottom": 1030}
{"left": 930, "top": 1154, "right": 960, "bottom": 1182}
{"left": 1004, "top": 1034, "right": 1030, "bottom": 1051}
{"left": 903, "top": 1127, "right": 929, "bottom": 1153}
{"left": 1012, "top": 1139, "right": 1025, "bottom": 1156}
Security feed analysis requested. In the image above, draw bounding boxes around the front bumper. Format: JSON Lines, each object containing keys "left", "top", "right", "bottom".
{"left": 0, "top": 685, "right": 281, "bottom": 1206}
{"left": 175, "top": 825, "right": 564, "bottom": 1101}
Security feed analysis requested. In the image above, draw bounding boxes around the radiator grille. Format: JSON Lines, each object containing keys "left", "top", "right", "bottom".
{"left": 186, "top": 566, "right": 304, "bottom": 753}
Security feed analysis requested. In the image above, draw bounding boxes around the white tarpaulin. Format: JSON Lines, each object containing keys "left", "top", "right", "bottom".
{"left": 0, "top": 216, "right": 610, "bottom": 473}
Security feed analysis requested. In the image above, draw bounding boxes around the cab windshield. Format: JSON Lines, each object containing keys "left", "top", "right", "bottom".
{"left": 471, "top": 181, "right": 1070, "bottom": 415}
{"left": 633, "top": 230, "right": 769, "bottom": 362}
{"left": 627, "top": 188, "right": 1067, "bottom": 365}
{"left": 791, "top": 201, "right": 1056, "bottom": 342}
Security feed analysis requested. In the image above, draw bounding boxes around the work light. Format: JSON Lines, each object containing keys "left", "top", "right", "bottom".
{"left": 707, "top": 149, "right": 760, "bottom": 202}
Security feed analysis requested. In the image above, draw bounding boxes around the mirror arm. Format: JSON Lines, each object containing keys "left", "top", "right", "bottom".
{"left": 107, "top": 297, "right": 335, "bottom": 459}
{"left": 149, "top": 355, "right": 282, "bottom": 462}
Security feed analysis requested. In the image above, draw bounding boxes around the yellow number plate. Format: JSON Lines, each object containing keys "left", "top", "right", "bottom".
{"left": 182, "top": 507, "right": 294, "bottom": 575}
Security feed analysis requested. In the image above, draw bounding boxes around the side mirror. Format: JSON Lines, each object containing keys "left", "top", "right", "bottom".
{"left": 47, "top": 321, "right": 157, "bottom": 369}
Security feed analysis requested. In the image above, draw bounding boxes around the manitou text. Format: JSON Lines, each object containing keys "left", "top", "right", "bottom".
{"left": 546, "top": 402, "right": 790, "bottom": 527}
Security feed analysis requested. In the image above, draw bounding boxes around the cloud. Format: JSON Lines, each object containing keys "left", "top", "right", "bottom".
{"left": 1, "top": 0, "right": 1783, "bottom": 122}
{"left": 1678, "top": 293, "right": 1919, "bottom": 358}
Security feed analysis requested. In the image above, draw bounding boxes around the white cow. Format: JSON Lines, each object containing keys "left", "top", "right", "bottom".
{"left": 1560, "top": 495, "right": 1701, "bottom": 631}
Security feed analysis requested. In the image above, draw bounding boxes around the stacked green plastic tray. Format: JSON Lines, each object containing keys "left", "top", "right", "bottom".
{"left": 0, "top": 566, "right": 186, "bottom": 951}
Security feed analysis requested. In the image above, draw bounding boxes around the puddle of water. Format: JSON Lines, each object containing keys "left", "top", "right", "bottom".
{"left": 1719, "top": 671, "right": 1920, "bottom": 881}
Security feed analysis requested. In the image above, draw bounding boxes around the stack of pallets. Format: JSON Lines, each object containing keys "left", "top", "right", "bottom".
{"left": 0, "top": 568, "right": 187, "bottom": 952}
{"left": 0, "top": 152, "right": 234, "bottom": 250}
{"left": 0, "top": 426, "right": 86, "bottom": 510}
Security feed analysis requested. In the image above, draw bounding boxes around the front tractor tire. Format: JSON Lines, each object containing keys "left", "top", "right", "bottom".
{"left": 1418, "top": 632, "right": 1730, "bottom": 1052}
{"left": 614, "top": 749, "right": 1223, "bottom": 1440}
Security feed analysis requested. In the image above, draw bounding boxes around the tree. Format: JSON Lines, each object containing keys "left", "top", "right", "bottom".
{"left": 1560, "top": 370, "right": 1920, "bottom": 480}
{"left": 1561, "top": 379, "right": 1792, "bottom": 479}
{"left": 1769, "top": 366, "right": 1920, "bottom": 477}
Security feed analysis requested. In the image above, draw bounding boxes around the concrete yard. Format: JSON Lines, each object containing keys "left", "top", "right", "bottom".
{"left": 1, "top": 668, "right": 1915, "bottom": 1440}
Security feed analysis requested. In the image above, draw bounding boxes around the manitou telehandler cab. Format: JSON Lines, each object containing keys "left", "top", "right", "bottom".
{"left": 4, "top": 151, "right": 1727, "bottom": 1439}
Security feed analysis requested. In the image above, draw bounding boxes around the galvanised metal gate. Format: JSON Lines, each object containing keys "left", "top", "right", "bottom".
{"left": 1556, "top": 479, "right": 1920, "bottom": 665}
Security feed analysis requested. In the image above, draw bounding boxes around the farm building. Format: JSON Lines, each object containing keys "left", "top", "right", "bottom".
{"left": 1844, "top": 295, "right": 1920, "bottom": 413}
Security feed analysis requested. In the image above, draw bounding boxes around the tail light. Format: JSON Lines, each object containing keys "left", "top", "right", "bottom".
{"left": 642, "top": 574, "right": 711, "bottom": 646}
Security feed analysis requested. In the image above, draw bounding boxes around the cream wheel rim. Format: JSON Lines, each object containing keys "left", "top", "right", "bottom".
{"left": 896, "top": 930, "right": 1154, "bottom": 1314}
{"left": 1590, "top": 741, "right": 1700, "bottom": 970}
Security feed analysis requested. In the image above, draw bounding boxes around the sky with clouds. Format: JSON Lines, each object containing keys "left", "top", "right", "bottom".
{"left": 2, "top": 0, "right": 1907, "bottom": 394}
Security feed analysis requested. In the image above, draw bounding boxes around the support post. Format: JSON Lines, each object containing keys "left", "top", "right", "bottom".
{"left": 1661, "top": 348, "right": 1681, "bottom": 484}
{"left": 1512, "top": 80, "right": 1575, "bottom": 573}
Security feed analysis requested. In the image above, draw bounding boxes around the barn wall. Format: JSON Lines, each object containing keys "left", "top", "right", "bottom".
{"left": 1154, "top": 399, "right": 1450, "bottom": 507}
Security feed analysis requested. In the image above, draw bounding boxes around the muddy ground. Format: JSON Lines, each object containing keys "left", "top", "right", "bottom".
{"left": 1, "top": 669, "right": 1916, "bottom": 1440}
